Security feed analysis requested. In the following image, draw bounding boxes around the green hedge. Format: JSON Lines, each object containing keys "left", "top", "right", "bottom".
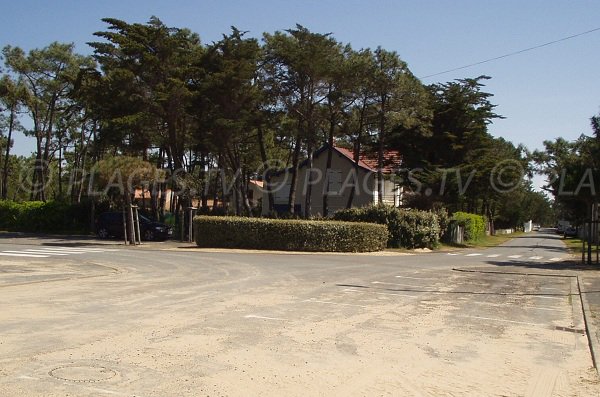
{"left": 194, "top": 216, "right": 388, "bottom": 252}
{"left": 451, "top": 211, "right": 486, "bottom": 241}
{"left": 0, "top": 200, "right": 90, "bottom": 233}
{"left": 332, "top": 204, "right": 440, "bottom": 249}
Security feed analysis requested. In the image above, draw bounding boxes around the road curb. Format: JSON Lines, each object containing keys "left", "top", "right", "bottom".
{"left": 577, "top": 275, "right": 599, "bottom": 373}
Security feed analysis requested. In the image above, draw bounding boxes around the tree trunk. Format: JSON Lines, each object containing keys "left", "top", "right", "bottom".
{"left": 1, "top": 106, "right": 16, "bottom": 200}
{"left": 287, "top": 136, "right": 302, "bottom": 216}
{"left": 347, "top": 101, "right": 367, "bottom": 209}
{"left": 58, "top": 137, "right": 63, "bottom": 199}
{"left": 304, "top": 144, "right": 314, "bottom": 218}
{"left": 40, "top": 101, "right": 57, "bottom": 202}
{"left": 323, "top": 119, "right": 335, "bottom": 217}
{"left": 377, "top": 108, "right": 385, "bottom": 204}
{"left": 347, "top": 139, "right": 362, "bottom": 209}
{"left": 257, "top": 127, "right": 274, "bottom": 213}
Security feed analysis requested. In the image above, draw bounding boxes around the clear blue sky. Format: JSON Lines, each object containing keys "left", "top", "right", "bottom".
{"left": 2, "top": 0, "right": 599, "bottom": 160}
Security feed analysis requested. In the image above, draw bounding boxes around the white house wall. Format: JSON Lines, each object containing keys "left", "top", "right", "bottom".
{"left": 263, "top": 149, "right": 376, "bottom": 216}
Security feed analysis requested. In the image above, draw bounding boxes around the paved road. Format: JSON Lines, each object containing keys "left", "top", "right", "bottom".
{"left": 0, "top": 232, "right": 598, "bottom": 396}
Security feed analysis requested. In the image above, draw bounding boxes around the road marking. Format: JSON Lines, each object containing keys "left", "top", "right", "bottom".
{"left": 25, "top": 249, "right": 86, "bottom": 254}
{"left": 531, "top": 307, "right": 566, "bottom": 312}
{"left": 17, "top": 375, "right": 40, "bottom": 380}
{"left": 508, "top": 255, "right": 522, "bottom": 259}
{"left": 395, "top": 275, "right": 430, "bottom": 280}
{"left": 343, "top": 288, "right": 416, "bottom": 298}
{"left": 0, "top": 252, "right": 49, "bottom": 258}
{"left": 533, "top": 296, "right": 564, "bottom": 301}
{"left": 244, "top": 314, "right": 286, "bottom": 321}
{"left": 24, "top": 250, "right": 70, "bottom": 255}
{"left": 465, "top": 301, "right": 565, "bottom": 312}
{"left": 540, "top": 287, "right": 563, "bottom": 291}
{"left": 302, "top": 299, "right": 368, "bottom": 308}
{"left": 84, "top": 387, "right": 127, "bottom": 396}
{"left": 486, "top": 254, "right": 500, "bottom": 258}
{"left": 1, "top": 246, "right": 118, "bottom": 257}
{"left": 45, "top": 247, "right": 118, "bottom": 252}
{"left": 529, "top": 256, "right": 543, "bottom": 260}
{"left": 549, "top": 257, "right": 562, "bottom": 262}
{"left": 461, "top": 315, "right": 545, "bottom": 327}
{"left": 465, "top": 253, "right": 482, "bottom": 257}
{"left": 372, "top": 281, "right": 420, "bottom": 288}
{"left": 447, "top": 253, "right": 460, "bottom": 256}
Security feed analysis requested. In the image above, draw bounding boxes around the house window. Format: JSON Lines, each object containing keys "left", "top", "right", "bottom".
{"left": 327, "top": 169, "right": 342, "bottom": 195}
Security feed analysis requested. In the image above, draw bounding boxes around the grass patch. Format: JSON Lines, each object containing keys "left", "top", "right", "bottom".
{"left": 563, "top": 236, "right": 599, "bottom": 255}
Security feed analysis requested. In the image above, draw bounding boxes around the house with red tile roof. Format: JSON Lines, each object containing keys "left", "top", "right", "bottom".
{"left": 262, "top": 143, "right": 403, "bottom": 216}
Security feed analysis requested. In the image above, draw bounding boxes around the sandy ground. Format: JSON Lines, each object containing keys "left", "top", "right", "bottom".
{"left": 0, "top": 234, "right": 599, "bottom": 396}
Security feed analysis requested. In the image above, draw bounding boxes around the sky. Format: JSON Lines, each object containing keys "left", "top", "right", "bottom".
{"left": 1, "top": 0, "right": 599, "bottom": 166}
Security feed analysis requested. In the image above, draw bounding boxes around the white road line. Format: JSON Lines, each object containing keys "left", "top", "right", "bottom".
{"left": 84, "top": 387, "right": 127, "bottom": 396}
{"left": 302, "top": 299, "right": 368, "bottom": 308}
{"left": 529, "top": 256, "right": 543, "bottom": 260}
{"left": 343, "top": 288, "right": 416, "bottom": 298}
{"left": 45, "top": 247, "right": 116, "bottom": 252}
{"left": 26, "top": 248, "right": 88, "bottom": 254}
{"left": 372, "top": 281, "right": 420, "bottom": 288}
{"left": 465, "top": 301, "right": 566, "bottom": 312}
{"left": 395, "top": 275, "right": 431, "bottom": 280}
{"left": 244, "top": 314, "right": 286, "bottom": 321}
{"left": 447, "top": 253, "right": 460, "bottom": 256}
{"left": 465, "top": 253, "right": 482, "bottom": 257}
{"left": 17, "top": 375, "right": 40, "bottom": 380}
{"left": 486, "top": 254, "right": 500, "bottom": 258}
{"left": 0, "top": 252, "right": 48, "bottom": 258}
{"left": 462, "top": 315, "right": 545, "bottom": 327}
{"left": 508, "top": 255, "right": 523, "bottom": 259}
{"left": 24, "top": 250, "right": 70, "bottom": 255}
{"left": 531, "top": 307, "right": 566, "bottom": 312}
{"left": 549, "top": 257, "right": 562, "bottom": 262}
{"left": 533, "top": 296, "right": 565, "bottom": 301}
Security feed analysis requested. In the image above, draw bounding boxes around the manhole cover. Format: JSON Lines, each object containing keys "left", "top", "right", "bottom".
{"left": 49, "top": 365, "right": 118, "bottom": 383}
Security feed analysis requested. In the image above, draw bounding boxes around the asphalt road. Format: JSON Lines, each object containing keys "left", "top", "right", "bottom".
{"left": 0, "top": 231, "right": 598, "bottom": 396}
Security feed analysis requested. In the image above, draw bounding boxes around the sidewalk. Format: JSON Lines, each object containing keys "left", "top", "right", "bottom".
{"left": 579, "top": 270, "right": 600, "bottom": 371}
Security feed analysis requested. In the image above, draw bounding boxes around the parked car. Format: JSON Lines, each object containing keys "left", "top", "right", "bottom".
{"left": 564, "top": 226, "right": 578, "bottom": 238}
{"left": 95, "top": 212, "right": 173, "bottom": 241}
{"left": 556, "top": 220, "right": 571, "bottom": 234}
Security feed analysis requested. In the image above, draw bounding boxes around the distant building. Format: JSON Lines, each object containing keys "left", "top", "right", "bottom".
{"left": 262, "top": 144, "right": 402, "bottom": 216}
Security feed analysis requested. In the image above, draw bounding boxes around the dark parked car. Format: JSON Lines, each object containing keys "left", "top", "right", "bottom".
{"left": 564, "top": 226, "right": 578, "bottom": 238}
{"left": 95, "top": 212, "right": 173, "bottom": 241}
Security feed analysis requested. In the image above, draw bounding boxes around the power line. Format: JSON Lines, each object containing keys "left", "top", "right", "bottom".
{"left": 420, "top": 26, "right": 600, "bottom": 80}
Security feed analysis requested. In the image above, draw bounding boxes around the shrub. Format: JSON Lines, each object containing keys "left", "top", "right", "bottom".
{"left": 0, "top": 200, "right": 90, "bottom": 233}
{"left": 193, "top": 216, "right": 388, "bottom": 252}
{"left": 451, "top": 211, "right": 486, "bottom": 241}
{"left": 332, "top": 204, "right": 440, "bottom": 249}
{"left": 433, "top": 207, "right": 450, "bottom": 240}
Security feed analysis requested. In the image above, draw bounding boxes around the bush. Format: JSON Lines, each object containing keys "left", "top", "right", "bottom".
{"left": 193, "top": 216, "right": 388, "bottom": 252}
{"left": 332, "top": 204, "right": 440, "bottom": 249}
{"left": 451, "top": 211, "right": 486, "bottom": 241}
{"left": 0, "top": 200, "right": 91, "bottom": 233}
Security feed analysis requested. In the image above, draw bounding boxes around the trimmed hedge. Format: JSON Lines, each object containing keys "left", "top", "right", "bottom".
{"left": 451, "top": 211, "right": 486, "bottom": 241}
{"left": 332, "top": 204, "right": 440, "bottom": 249}
{"left": 0, "top": 200, "right": 90, "bottom": 233}
{"left": 194, "top": 216, "right": 388, "bottom": 252}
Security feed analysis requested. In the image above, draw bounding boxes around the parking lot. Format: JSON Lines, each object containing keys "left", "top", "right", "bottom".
{"left": 0, "top": 232, "right": 598, "bottom": 396}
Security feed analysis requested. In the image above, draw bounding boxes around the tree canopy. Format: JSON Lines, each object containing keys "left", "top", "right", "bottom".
{"left": 0, "top": 16, "right": 553, "bottom": 229}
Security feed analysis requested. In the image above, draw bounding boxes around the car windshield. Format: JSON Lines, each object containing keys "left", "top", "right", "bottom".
{"left": 138, "top": 214, "right": 152, "bottom": 223}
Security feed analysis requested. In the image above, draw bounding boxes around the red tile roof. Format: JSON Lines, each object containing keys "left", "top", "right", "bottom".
{"left": 333, "top": 146, "right": 402, "bottom": 173}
